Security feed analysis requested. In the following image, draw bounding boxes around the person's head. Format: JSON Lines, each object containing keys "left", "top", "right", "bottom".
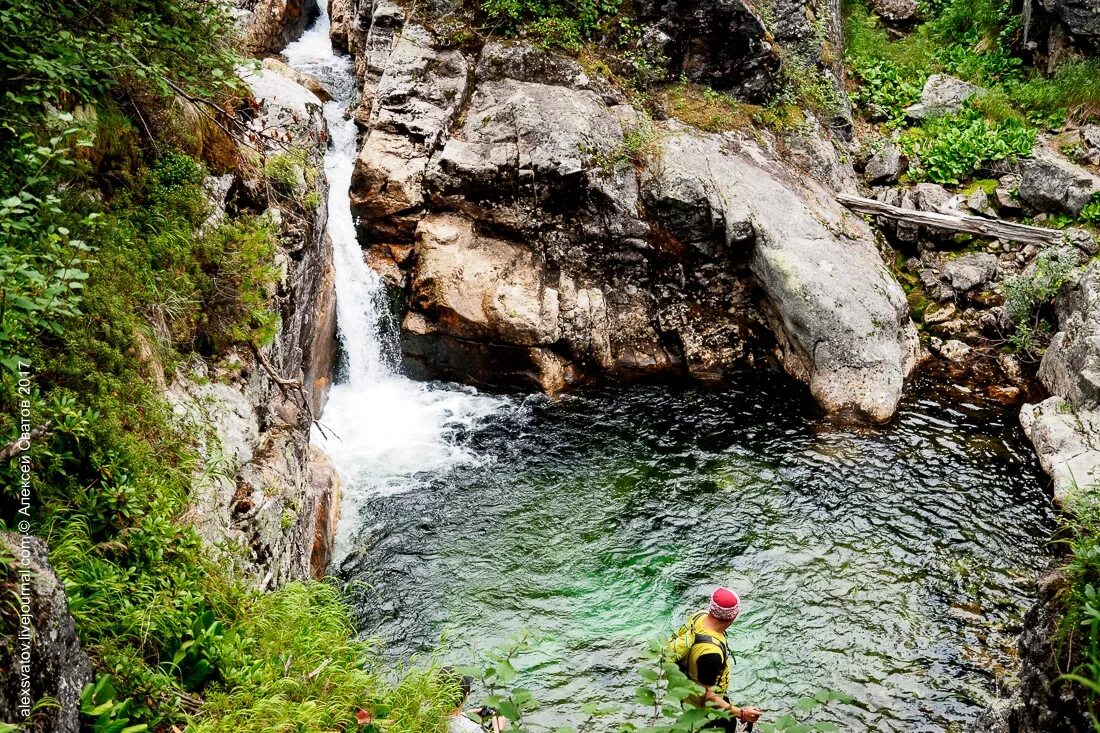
{"left": 707, "top": 586, "right": 741, "bottom": 628}
{"left": 440, "top": 666, "right": 474, "bottom": 713}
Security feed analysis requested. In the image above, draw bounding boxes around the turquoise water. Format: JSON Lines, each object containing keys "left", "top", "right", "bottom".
{"left": 336, "top": 375, "right": 1053, "bottom": 732}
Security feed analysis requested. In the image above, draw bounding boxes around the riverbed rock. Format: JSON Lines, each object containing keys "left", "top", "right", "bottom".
{"left": 944, "top": 253, "right": 998, "bottom": 292}
{"left": 1018, "top": 147, "right": 1100, "bottom": 216}
{"left": 0, "top": 533, "right": 93, "bottom": 733}
{"left": 904, "top": 74, "right": 984, "bottom": 120}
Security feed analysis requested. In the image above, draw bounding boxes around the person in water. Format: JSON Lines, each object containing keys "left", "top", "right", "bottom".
{"left": 441, "top": 667, "right": 505, "bottom": 733}
{"left": 667, "top": 587, "right": 762, "bottom": 729}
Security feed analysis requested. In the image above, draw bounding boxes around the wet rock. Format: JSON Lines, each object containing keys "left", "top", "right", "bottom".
{"left": 943, "top": 253, "right": 998, "bottom": 292}
{"left": 905, "top": 74, "right": 984, "bottom": 120}
{"left": 308, "top": 445, "right": 342, "bottom": 578}
{"left": 262, "top": 57, "right": 332, "bottom": 101}
{"left": 233, "top": 0, "right": 318, "bottom": 54}
{"left": 987, "top": 385, "right": 1021, "bottom": 404}
{"left": 939, "top": 338, "right": 972, "bottom": 362}
{"left": 1018, "top": 147, "right": 1100, "bottom": 215}
{"left": 0, "top": 533, "right": 93, "bottom": 733}
{"left": 865, "top": 143, "right": 905, "bottom": 184}
{"left": 633, "top": 0, "right": 782, "bottom": 100}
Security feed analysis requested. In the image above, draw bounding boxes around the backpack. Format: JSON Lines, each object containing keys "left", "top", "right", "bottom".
{"left": 662, "top": 611, "right": 732, "bottom": 673}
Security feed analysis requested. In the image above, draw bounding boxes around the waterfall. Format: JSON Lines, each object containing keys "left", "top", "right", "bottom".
{"left": 283, "top": 10, "right": 507, "bottom": 556}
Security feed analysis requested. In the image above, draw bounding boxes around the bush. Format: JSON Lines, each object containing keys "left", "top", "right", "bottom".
{"left": 900, "top": 108, "right": 1035, "bottom": 184}
{"left": 1001, "top": 247, "right": 1079, "bottom": 357}
{"left": 480, "top": 0, "right": 624, "bottom": 50}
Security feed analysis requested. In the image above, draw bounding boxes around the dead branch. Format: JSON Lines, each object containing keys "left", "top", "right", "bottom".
{"left": 0, "top": 424, "right": 51, "bottom": 462}
{"left": 838, "top": 193, "right": 1065, "bottom": 247}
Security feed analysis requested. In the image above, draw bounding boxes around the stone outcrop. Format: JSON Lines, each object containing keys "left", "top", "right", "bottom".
{"left": 634, "top": 0, "right": 782, "bottom": 100}
{"left": 1021, "top": 260, "right": 1100, "bottom": 504}
{"left": 0, "top": 533, "right": 93, "bottom": 733}
{"left": 331, "top": 7, "right": 919, "bottom": 420}
{"left": 978, "top": 570, "right": 1091, "bottom": 733}
{"left": 232, "top": 0, "right": 318, "bottom": 54}
{"left": 904, "top": 74, "right": 984, "bottom": 120}
{"left": 1019, "top": 146, "right": 1100, "bottom": 217}
{"left": 167, "top": 62, "right": 340, "bottom": 588}
{"left": 1039, "top": 0, "right": 1100, "bottom": 43}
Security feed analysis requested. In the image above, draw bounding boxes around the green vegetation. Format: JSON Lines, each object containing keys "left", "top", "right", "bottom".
{"left": 479, "top": 0, "right": 625, "bottom": 50}
{"left": 843, "top": 0, "right": 1100, "bottom": 184}
{"left": 1056, "top": 487, "right": 1100, "bottom": 728}
{"left": 0, "top": 3, "right": 457, "bottom": 732}
{"left": 1001, "top": 247, "right": 1080, "bottom": 357}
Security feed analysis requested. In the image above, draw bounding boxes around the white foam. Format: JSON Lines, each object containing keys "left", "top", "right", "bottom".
{"left": 284, "top": 9, "right": 508, "bottom": 558}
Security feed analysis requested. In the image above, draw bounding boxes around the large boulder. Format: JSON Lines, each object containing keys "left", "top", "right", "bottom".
{"left": 1018, "top": 147, "right": 1100, "bottom": 216}
{"left": 1021, "top": 261, "right": 1100, "bottom": 503}
{"left": 645, "top": 127, "right": 920, "bottom": 422}
{"left": 0, "top": 533, "right": 93, "bottom": 733}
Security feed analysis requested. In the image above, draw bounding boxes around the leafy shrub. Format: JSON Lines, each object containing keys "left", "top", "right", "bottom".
{"left": 1001, "top": 247, "right": 1079, "bottom": 357}
{"left": 480, "top": 0, "right": 624, "bottom": 50}
{"left": 900, "top": 109, "right": 1035, "bottom": 184}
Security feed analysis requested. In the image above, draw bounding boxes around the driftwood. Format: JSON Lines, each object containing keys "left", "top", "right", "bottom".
{"left": 838, "top": 193, "right": 1064, "bottom": 247}
{"left": 0, "top": 423, "right": 51, "bottom": 462}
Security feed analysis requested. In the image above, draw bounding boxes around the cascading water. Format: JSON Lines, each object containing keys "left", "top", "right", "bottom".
{"left": 283, "top": 11, "right": 507, "bottom": 555}
{"left": 280, "top": 12, "right": 1055, "bottom": 732}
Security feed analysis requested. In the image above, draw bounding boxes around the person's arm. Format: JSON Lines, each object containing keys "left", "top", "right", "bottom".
{"left": 694, "top": 653, "right": 761, "bottom": 723}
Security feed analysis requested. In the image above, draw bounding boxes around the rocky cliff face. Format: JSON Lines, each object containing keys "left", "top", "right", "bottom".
{"left": 0, "top": 534, "right": 93, "bottom": 733}
{"left": 167, "top": 60, "right": 341, "bottom": 588}
{"left": 333, "top": 7, "right": 919, "bottom": 422}
{"left": 1021, "top": 260, "right": 1100, "bottom": 506}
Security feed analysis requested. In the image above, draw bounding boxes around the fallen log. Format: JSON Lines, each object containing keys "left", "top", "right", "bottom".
{"left": 838, "top": 193, "right": 1064, "bottom": 247}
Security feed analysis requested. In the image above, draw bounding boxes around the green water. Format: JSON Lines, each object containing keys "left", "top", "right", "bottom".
{"left": 336, "top": 374, "right": 1054, "bottom": 732}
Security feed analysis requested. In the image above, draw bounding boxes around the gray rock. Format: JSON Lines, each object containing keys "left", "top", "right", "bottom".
{"left": 633, "top": 0, "right": 782, "bottom": 100}
{"left": 1040, "top": 0, "right": 1100, "bottom": 41}
{"left": 871, "top": 0, "right": 919, "bottom": 21}
{"left": 914, "top": 182, "right": 952, "bottom": 212}
{"left": 0, "top": 533, "right": 93, "bottom": 733}
{"left": 967, "top": 187, "right": 995, "bottom": 217}
{"left": 1018, "top": 147, "right": 1100, "bottom": 215}
{"left": 904, "top": 74, "right": 984, "bottom": 120}
{"left": 994, "top": 186, "right": 1022, "bottom": 214}
{"left": 924, "top": 301, "right": 957, "bottom": 324}
{"left": 1020, "top": 261, "right": 1100, "bottom": 504}
{"left": 648, "top": 129, "right": 919, "bottom": 422}
{"left": 1065, "top": 226, "right": 1099, "bottom": 255}
{"left": 939, "top": 338, "right": 972, "bottom": 362}
{"left": 865, "top": 143, "right": 905, "bottom": 184}
{"left": 943, "top": 252, "right": 998, "bottom": 292}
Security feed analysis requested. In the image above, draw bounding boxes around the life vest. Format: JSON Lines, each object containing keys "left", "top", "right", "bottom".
{"left": 663, "top": 611, "right": 732, "bottom": 695}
